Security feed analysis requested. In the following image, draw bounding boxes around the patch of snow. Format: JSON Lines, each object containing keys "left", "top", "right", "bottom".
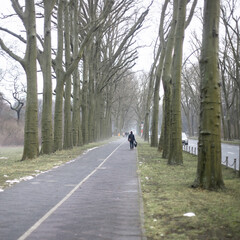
{"left": 20, "top": 176, "right": 34, "bottom": 181}
{"left": 3, "top": 175, "right": 8, "bottom": 178}
{"left": 183, "top": 212, "right": 196, "bottom": 217}
{"left": 0, "top": 157, "right": 8, "bottom": 159}
{"left": 6, "top": 179, "right": 20, "bottom": 184}
{"left": 83, "top": 147, "right": 99, "bottom": 155}
{"left": 6, "top": 175, "right": 34, "bottom": 186}
{"left": 0, "top": 188, "right": 4, "bottom": 192}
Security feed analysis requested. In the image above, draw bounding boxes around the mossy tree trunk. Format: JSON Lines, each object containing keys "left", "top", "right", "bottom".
{"left": 53, "top": 0, "right": 64, "bottom": 151}
{"left": 72, "top": 0, "right": 82, "bottom": 146}
{"left": 150, "top": 50, "right": 165, "bottom": 147}
{"left": 0, "top": 1, "right": 40, "bottom": 159}
{"left": 88, "top": 56, "right": 96, "bottom": 143}
{"left": 193, "top": 0, "right": 224, "bottom": 189}
{"left": 150, "top": 0, "right": 169, "bottom": 147}
{"left": 168, "top": 0, "right": 187, "bottom": 165}
{"left": 144, "top": 1, "right": 167, "bottom": 143}
{"left": 82, "top": 53, "right": 89, "bottom": 145}
{"left": 21, "top": 0, "right": 39, "bottom": 160}
{"left": 39, "top": 0, "right": 56, "bottom": 155}
{"left": 143, "top": 64, "right": 157, "bottom": 142}
{"left": 105, "top": 86, "right": 113, "bottom": 138}
{"left": 160, "top": 0, "right": 177, "bottom": 158}
{"left": 63, "top": 1, "right": 72, "bottom": 150}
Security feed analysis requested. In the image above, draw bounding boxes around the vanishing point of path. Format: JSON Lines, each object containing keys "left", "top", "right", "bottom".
{"left": 0, "top": 138, "right": 145, "bottom": 240}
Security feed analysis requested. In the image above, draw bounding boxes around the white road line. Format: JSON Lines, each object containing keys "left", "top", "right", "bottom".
{"left": 18, "top": 140, "right": 125, "bottom": 240}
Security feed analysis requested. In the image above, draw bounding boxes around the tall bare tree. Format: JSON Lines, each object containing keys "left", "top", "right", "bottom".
{"left": 0, "top": 78, "right": 25, "bottom": 124}
{"left": 38, "top": 0, "right": 56, "bottom": 154}
{"left": 168, "top": 0, "right": 197, "bottom": 164}
{"left": 0, "top": 0, "right": 39, "bottom": 160}
{"left": 220, "top": 0, "right": 240, "bottom": 140}
{"left": 53, "top": 0, "right": 114, "bottom": 151}
{"left": 150, "top": 0, "right": 169, "bottom": 147}
{"left": 72, "top": 0, "right": 83, "bottom": 147}
{"left": 193, "top": 0, "right": 224, "bottom": 189}
{"left": 159, "top": 0, "right": 177, "bottom": 158}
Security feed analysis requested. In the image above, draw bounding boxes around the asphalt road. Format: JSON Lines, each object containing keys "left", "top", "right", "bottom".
{"left": 186, "top": 139, "right": 240, "bottom": 170}
{"left": 0, "top": 138, "right": 144, "bottom": 240}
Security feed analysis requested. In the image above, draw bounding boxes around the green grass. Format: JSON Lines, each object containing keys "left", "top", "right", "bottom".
{"left": 137, "top": 139, "right": 240, "bottom": 240}
{"left": 0, "top": 137, "right": 118, "bottom": 190}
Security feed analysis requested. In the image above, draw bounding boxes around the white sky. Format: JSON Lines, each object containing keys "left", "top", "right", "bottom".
{"left": 0, "top": 0, "right": 206, "bottom": 101}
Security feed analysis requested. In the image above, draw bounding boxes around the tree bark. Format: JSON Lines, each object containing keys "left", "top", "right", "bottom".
{"left": 160, "top": 0, "right": 177, "bottom": 158}
{"left": 82, "top": 53, "right": 89, "bottom": 145}
{"left": 193, "top": 0, "right": 224, "bottom": 189}
{"left": 151, "top": 50, "right": 165, "bottom": 147}
{"left": 18, "top": 0, "right": 39, "bottom": 160}
{"left": 72, "top": 0, "right": 82, "bottom": 147}
{"left": 150, "top": 0, "right": 169, "bottom": 146}
{"left": 53, "top": 0, "right": 64, "bottom": 151}
{"left": 39, "top": 0, "right": 56, "bottom": 155}
{"left": 168, "top": 0, "right": 187, "bottom": 165}
{"left": 63, "top": 1, "right": 73, "bottom": 150}
{"left": 0, "top": 0, "right": 39, "bottom": 159}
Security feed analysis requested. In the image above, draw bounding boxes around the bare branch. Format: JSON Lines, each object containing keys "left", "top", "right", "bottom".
{"left": 0, "top": 38, "right": 24, "bottom": 66}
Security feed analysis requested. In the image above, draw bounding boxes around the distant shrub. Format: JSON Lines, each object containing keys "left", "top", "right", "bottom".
{"left": 0, "top": 119, "right": 24, "bottom": 146}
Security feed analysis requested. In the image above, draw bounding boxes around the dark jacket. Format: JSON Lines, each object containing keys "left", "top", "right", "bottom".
{"left": 128, "top": 133, "right": 135, "bottom": 143}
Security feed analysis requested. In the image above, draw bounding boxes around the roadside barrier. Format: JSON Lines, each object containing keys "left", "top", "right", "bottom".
{"left": 182, "top": 145, "right": 239, "bottom": 174}
{"left": 182, "top": 145, "right": 198, "bottom": 156}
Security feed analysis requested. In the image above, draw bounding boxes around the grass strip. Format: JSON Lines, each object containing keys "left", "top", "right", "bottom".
{"left": 137, "top": 139, "right": 240, "bottom": 240}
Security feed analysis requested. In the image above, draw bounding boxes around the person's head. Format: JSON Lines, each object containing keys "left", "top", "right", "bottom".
{"left": 130, "top": 131, "right": 133, "bottom": 134}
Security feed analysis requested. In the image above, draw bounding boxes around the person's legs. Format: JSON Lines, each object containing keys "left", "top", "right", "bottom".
{"left": 130, "top": 141, "right": 133, "bottom": 149}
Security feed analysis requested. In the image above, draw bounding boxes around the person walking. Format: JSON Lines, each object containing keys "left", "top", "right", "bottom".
{"left": 128, "top": 131, "right": 135, "bottom": 149}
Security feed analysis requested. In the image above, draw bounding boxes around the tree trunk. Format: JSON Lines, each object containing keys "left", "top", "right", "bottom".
{"left": 54, "top": 74, "right": 64, "bottom": 151}
{"left": 40, "top": 0, "right": 55, "bottom": 155}
{"left": 0, "top": 0, "right": 39, "bottom": 159}
{"left": 72, "top": 69, "right": 82, "bottom": 146}
{"left": 161, "top": 0, "right": 177, "bottom": 159}
{"left": 63, "top": 1, "right": 72, "bottom": 150}
{"left": 72, "top": 0, "right": 82, "bottom": 146}
{"left": 143, "top": 69, "right": 155, "bottom": 142}
{"left": 146, "top": 0, "right": 168, "bottom": 144}
{"left": 22, "top": 0, "right": 39, "bottom": 160}
{"left": 158, "top": 98, "right": 165, "bottom": 152}
{"left": 193, "top": 0, "right": 224, "bottom": 189}
{"left": 168, "top": 0, "right": 187, "bottom": 165}
{"left": 88, "top": 59, "right": 95, "bottom": 142}
{"left": 53, "top": 0, "right": 64, "bottom": 151}
{"left": 82, "top": 53, "right": 89, "bottom": 145}
{"left": 151, "top": 49, "right": 165, "bottom": 147}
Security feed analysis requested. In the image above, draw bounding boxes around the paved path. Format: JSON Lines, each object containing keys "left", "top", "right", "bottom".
{"left": 0, "top": 138, "right": 145, "bottom": 240}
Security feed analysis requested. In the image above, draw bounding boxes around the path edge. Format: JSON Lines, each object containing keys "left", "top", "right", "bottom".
{"left": 136, "top": 147, "right": 147, "bottom": 240}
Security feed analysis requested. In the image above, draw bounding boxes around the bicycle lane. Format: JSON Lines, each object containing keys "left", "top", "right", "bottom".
{"left": 0, "top": 138, "right": 144, "bottom": 240}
